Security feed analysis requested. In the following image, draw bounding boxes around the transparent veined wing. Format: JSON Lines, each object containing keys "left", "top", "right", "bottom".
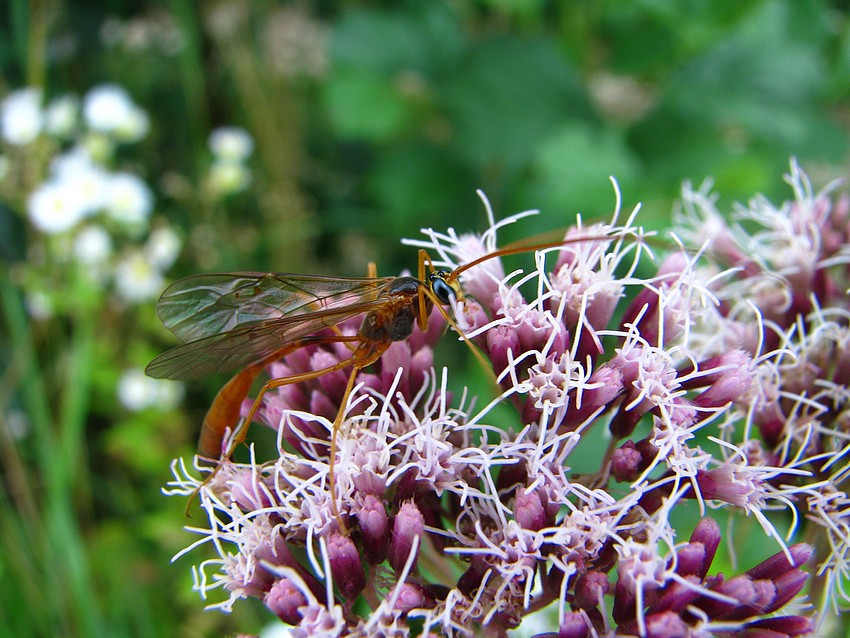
{"left": 145, "top": 298, "right": 390, "bottom": 380}
{"left": 156, "top": 272, "right": 395, "bottom": 343}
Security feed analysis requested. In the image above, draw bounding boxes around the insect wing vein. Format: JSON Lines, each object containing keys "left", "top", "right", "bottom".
{"left": 145, "top": 299, "right": 388, "bottom": 380}
{"left": 157, "top": 272, "right": 392, "bottom": 342}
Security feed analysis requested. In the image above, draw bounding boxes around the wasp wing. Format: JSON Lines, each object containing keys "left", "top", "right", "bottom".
{"left": 156, "top": 272, "right": 394, "bottom": 343}
{"left": 145, "top": 299, "right": 389, "bottom": 381}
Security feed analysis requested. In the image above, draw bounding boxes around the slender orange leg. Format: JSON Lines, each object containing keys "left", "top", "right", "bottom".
{"left": 197, "top": 338, "right": 389, "bottom": 532}
{"left": 416, "top": 250, "right": 431, "bottom": 329}
{"left": 198, "top": 335, "right": 363, "bottom": 459}
{"left": 191, "top": 335, "right": 364, "bottom": 501}
{"left": 231, "top": 344, "right": 380, "bottom": 457}
{"left": 327, "top": 364, "right": 363, "bottom": 535}
{"left": 246, "top": 343, "right": 389, "bottom": 534}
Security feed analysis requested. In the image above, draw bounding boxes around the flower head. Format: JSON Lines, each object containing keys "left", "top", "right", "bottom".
{"left": 168, "top": 162, "right": 850, "bottom": 636}
{"left": 1, "top": 87, "right": 43, "bottom": 145}
{"left": 83, "top": 84, "right": 149, "bottom": 141}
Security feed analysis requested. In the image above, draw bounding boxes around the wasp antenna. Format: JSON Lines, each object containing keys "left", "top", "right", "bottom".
{"left": 449, "top": 231, "right": 623, "bottom": 281}
{"left": 184, "top": 488, "right": 197, "bottom": 518}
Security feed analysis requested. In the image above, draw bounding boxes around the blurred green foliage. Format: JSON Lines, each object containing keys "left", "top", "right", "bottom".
{"left": 1, "top": 0, "right": 849, "bottom": 636}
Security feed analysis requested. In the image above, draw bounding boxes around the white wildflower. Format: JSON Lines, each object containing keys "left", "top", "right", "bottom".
{"left": 49, "top": 146, "right": 110, "bottom": 216}
{"left": 1, "top": 87, "right": 43, "bottom": 145}
{"left": 208, "top": 160, "right": 251, "bottom": 195}
{"left": 104, "top": 172, "right": 153, "bottom": 229}
{"left": 44, "top": 94, "right": 79, "bottom": 138}
{"left": 83, "top": 84, "right": 149, "bottom": 141}
{"left": 27, "top": 181, "right": 87, "bottom": 234}
{"left": 118, "top": 368, "right": 183, "bottom": 411}
{"left": 73, "top": 225, "right": 113, "bottom": 265}
{"left": 144, "top": 226, "right": 181, "bottom": 271}
{"left": 25, "top": 290, "right": 53, "bottom": 319}
{"left": 114, "top": 250, "right": 163, "bottom": 302}
{"left": 208, "top": 126, "right": 254, "bottom": 162}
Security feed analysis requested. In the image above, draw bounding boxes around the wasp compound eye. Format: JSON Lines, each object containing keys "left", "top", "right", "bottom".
{"left": 429, "top": 271, "right": 457, "bottom": 305}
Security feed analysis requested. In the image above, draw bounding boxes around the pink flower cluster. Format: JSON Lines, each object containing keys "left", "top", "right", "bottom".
{"left": 167, "top": 161, "right": 850, "bottom": 637}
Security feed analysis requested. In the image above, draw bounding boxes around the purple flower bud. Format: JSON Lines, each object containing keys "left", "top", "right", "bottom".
{"left": 515, "top": 486, "right": 547, "bottom": 531}
{"left": 647, "top": 576, "right": 700, "bottom": 614}
{"left": 555, "top": 224, "right": 614, "bottom": 270}
{"left": 612, "top": 577, "right": 636, "bottom": 625}
{"left": 517, "top": 309, "right": 564, "bottom": 353}
{"left": 709, "top": 578, "right": 774, "bottom": 622}
{"left": 688, "top": 517, "right": 721, "bottom": 579}
{"left": 352, "top": 468, "right": 386, "bottom": 498}
{"left": 238, "top": 531, "right": 299, "bottom": 598}
{"left": 309, "top": 387, "right": 340, "bottom": 421}
{"left": 642, "top": 610, "right": 689, "bottom": 638}
{"left": 354, "top": 494, "right": 389, "bottom": 565}
{"left": 326, "top": 532, "right": 365, "bottom": 600}
{"left": 457, "top": 556, "right": 488, "bottom": 596}
{"left": 708, "top": 575, "right": 760, "bottom": 618}
{"left": 619, "top": 253, "right": 690, "bottom": 347}
{"left": 608, "top": 345, "right": 642, "bottom": 387}
{"left": 608, "top": 389, "right": 649, "bottom": 438}
{"left": 265, "top": 577, "right": 307, "bottom": 625}
{"left": 377, "top": 341, "right": 415, "bottom": 400}
{"left": 558, "top": 610, "right": 591, "bottom": 638}
{"left": 486, "top": 324, "right": 521, "bottom": 380}
{"left": 389, "top": 500, "right": 424, "bottom": 574}
{"left": 229, "top": 467, "right": 275, "bottom": 511}
{"left": 745, "top": 615, "right": 814, "bottom": 636}
{"left": 496, "top": 459, "right": 530, "bottom": 493}
{"left": 253, "top": 530, "right": 294, "bottom": 569}
{"left": 455, "top": 298, "right": 490, "bottom": 344}
{"left": 695, "top": 467, "right": 753, "bottom": 507}
{"left": 764, "top": 569, "right": 810, "bottom": 614}
{"left": 610, "top": 441, "right": 642, "bottom": 483}
{"left": 258, "top": 370, "right": 307, "bottom": 426}
{"left": 746, "top": 544, "right": 813, "bottom": 580}
{"left": 560, "top": 365, "right": 624, "bottom": 432}
{"left": 752, "top": 577, "right": 781, "bottom": 611}
{"left": 573, "top": 570, "right": 610, "bottom": 610}
{"left": 691, "top": 351, "right": 755, "bottom": 410}
{"left": 393, "top": 582, "right": 436, "bottom": 612}
{"left": 248, "top": 532, "right": 326, "bottom": 604}
{"left": 311, "top": 350, "right": 351, "bottom": 403}
{"left": 673, "top": 542, "right": 706, "bottom": 578}
{"left": 754, "top": 414, "right": 786, "bottom": 449}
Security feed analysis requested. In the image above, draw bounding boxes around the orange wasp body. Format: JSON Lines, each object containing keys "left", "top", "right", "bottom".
{"left": 146, "top": 253, "right": 459, "bottom": 463}
{"left": 146, "top": 231, "right": 617, "bottom": 517}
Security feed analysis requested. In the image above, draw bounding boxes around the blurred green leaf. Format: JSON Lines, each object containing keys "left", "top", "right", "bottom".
{"left": 632, "top": 0, "right": 846, "bottom": 175}
{"left": 524, "top": 122, "right": 640, "bottom": 219}
{"left": 331, "top": 4, "right": 463, "bottom": 74}
{"left": 324, "top": 69, "right": 413, "bottom": 140}
{"left": 369, "top": 144, "right": 475, "bottom": 237}
{"left": 443, "top": 36, "right": 591, "bottom": 171}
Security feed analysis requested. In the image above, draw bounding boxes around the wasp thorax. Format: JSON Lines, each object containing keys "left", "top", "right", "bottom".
{"left": 360, "top": 276, "right": 431, "bottom": 343}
